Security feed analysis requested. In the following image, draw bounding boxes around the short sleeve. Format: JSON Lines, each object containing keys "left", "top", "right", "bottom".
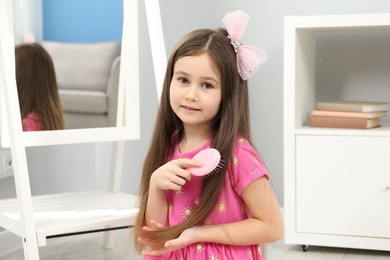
{"left": 22, "top": 113, "right": 42, "bottom": 131}
{"left": 229, "top": 137, "right": 269, "bottom": 196}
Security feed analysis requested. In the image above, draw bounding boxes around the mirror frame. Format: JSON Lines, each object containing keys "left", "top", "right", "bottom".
{"left": 0, "top": 0, "right": 139, "bottom": 147}
{"left": 145, "top": 0, "right": 166, "bottom": 101}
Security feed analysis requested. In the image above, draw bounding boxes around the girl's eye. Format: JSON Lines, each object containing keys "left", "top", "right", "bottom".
{"left": 178, "top": 77, "right": 189, "bottom": 84}
{"left": 202, "top": 83, "right": 214, "bottom": 89}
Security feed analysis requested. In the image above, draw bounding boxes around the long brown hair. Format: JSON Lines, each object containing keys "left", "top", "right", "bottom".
{"left": 134, "top": 28, "right": 252, "bottom": 251}
{"left": 15, "top": 43, "right": 64, "bottom": 130}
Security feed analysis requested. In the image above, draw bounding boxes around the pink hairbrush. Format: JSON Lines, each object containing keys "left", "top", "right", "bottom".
{"left": 187, "top": 148, "right": 225, "bottom": 178}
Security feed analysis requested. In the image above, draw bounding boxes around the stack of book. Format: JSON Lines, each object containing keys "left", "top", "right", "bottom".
{"left": 309, "top": 101, "right": 389, "bottom": 129}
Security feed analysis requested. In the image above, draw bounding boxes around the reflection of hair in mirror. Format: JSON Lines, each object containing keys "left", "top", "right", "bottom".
{"left": 15, "top": 43, "right": 64, "bottom": 131}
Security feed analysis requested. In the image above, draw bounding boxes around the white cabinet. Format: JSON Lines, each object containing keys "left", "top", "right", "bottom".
{"left": 297, "top": 136, "right": 390, "bottom": 238}
{"left": 283, "top": 13, "right": 390, "bottom": 251}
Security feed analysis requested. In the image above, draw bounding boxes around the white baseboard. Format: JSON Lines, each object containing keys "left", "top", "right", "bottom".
{"left": 0, "top": 230, "right": 21, "bottom": 256}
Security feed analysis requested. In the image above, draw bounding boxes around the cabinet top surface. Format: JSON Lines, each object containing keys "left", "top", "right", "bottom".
{"left": 284, "top": 13, "right": 390, "bottom": 30}
{"left": 295, "top": 123, "right": 390, "bottom": 137}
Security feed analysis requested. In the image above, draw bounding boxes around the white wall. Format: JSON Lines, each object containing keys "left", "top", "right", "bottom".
{"left": 13, "top": 0, "right": 43, "bottom": 43}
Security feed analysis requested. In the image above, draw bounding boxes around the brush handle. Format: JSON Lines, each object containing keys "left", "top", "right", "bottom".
{"left": 187, "top": 148, "right": 221, "bottom": 177}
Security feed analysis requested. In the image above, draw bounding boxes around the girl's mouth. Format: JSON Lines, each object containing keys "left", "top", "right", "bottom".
{"left": 182, "top": 105, "right": 200, "bottom": 111}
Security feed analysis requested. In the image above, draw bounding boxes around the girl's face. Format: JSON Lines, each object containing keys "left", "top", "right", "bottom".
{"left": 170, "top": 53, "right": 222, "bottom": 131}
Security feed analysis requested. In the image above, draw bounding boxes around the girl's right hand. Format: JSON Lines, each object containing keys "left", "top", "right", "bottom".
{"left": 150, "top": 159, "right": 202, "bottom": 191}
{"left": 139, "top": 220, "right": 198, "bottom": 256}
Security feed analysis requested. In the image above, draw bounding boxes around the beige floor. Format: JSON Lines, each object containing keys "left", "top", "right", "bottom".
{"left": 1, "top": 228, "right": 390, "bottom": 260}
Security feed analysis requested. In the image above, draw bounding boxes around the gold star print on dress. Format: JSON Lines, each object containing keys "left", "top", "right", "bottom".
{"left": 183, "top": 206, "right": 193, "bottom": 219}
{"left": 175, "top": 188, "right": 183, "bottom": 196}
{"left": 247, "top": 250, "right": 254, "bottom": 260}
{"left": 252, "top": 156, "right": 260, "bottom": 165}
{"left": 194, "top": 197, "right": 200, "bottom": 205}
{"left": 209, "top": 254, "right": 218, "bottom": 260}
{"left": 196, "top": 243, "right": 203, "bottom": 253}
{"left": 257, "top": 244, "right": 263, "bottom": 255}
{"left": 217, "top": 201, "right": 227, "bottom": 213}
{"left": 232, "top": 155, "right": 238, "bottom": 166}
{"left": 204, "top": 218, "right": 212, "bottom": 225}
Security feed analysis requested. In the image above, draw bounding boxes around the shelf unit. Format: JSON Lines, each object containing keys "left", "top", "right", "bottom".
{"left": 283, "top": 13, "right": 390, "bottom": 251}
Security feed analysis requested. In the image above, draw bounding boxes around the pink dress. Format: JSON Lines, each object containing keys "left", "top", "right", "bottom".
{"left": 145, "top": 137, "right": 270, "bottom": 260}
{"left": 22, "top": 112, "right": 42, "bottom": 131}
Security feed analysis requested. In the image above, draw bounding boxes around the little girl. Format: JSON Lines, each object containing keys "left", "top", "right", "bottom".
{"left": 15, "top": 43, "right": 64, "bottom": 131}
{"left": 135, "top": 10, "right": 283, "bottom": 260}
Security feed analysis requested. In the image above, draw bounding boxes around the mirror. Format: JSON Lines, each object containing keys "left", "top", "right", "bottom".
{"left": 0, "top": 0, "right": 140, "bottom": 147}
{"left": 12, "top": 0, "right": 124, "bottom": 130}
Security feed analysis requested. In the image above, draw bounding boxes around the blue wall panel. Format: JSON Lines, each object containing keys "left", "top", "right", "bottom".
{"left": 43, "top": 0, "right": 123, "bottom": 42}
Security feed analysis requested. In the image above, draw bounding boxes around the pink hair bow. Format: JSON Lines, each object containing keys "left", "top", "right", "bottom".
{"left": 222, "top": 10, "right": 267, "bottom": 80}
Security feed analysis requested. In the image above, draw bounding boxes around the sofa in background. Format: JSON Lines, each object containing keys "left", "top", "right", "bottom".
{"left": 41, "top": 41, "right": 121, "bottom": 129}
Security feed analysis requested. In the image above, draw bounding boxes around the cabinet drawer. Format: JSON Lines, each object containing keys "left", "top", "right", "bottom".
{"left": 296, "top": 135, "right": 390, "bottom": 238}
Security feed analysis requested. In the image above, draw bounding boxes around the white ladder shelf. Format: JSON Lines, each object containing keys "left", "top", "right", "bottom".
{"left": 0, "top": 191, "right": 139, "bottom": 247}
{"left": 0, "top": 0, "right": 148, "bottom": 258}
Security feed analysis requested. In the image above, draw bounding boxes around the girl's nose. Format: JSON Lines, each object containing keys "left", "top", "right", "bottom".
{"left": 185, "top": 86, "right": 198, "bottom": 101}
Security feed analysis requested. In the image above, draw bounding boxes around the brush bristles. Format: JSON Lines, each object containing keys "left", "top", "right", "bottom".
{"left": 202, "top": 159, "right": 225, "bottom": 179}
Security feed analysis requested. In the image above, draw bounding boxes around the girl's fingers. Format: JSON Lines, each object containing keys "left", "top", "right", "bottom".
{"left": 138, "top": 236, "right": 160, "bottom": 248}
{"left": 170, "top": 174, "right": 187, "bottom": 186}
{"left": 142, "top": 226, "right": 154, "bottom": 231}
{"left": 142, "top": 220, "right": 166, "bottom": 232}
{"left": 139, "top": 237, "right": 170, "bottom": 256}
{"left": 137, "top": 237, "right": 151, "bottom": 246}
{"left": 174, "top": 158, "right": 203, "bottom": 168}
{"left": 152, "top": 158, "right": 202, "bottom": 191}
{"left": 164, "top": 181, "right": 183, "bottom": 191}
{"left": 170, "top": 159, "right": 203, "bottom": 180}
{"left": 150, "top": 219, "right": 166, "bottom": 229}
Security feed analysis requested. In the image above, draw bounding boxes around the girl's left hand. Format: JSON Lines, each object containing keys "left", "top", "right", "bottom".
{"left": 138, "top": 220, "right": 197, "bottom": 256}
